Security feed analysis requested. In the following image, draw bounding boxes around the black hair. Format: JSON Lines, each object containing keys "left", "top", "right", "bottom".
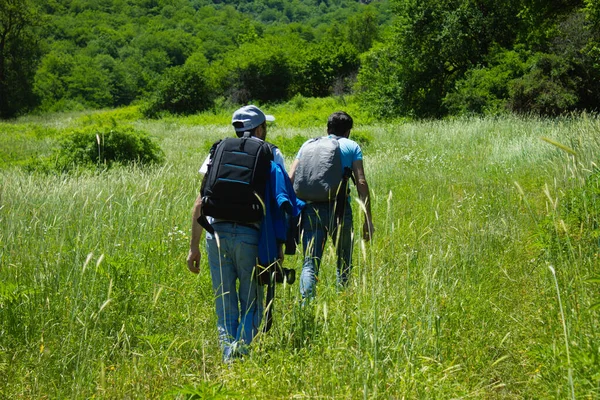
{"left": 327, "top": 111, "right": 353, "bottom": 137}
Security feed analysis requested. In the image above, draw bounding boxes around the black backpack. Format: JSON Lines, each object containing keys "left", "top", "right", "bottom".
{"left": 198, "top": 133, "right": 274, "bottom": 233}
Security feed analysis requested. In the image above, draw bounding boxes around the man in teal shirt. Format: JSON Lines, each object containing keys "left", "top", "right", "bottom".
{"left": 289, "top": 111, "right": 374, "bottom": 300}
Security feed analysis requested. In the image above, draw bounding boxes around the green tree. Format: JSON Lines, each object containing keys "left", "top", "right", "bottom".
{"left": 33, "top": 49, "right": 75, "bottom": 110}
{"left": 293, "top": 41, "right": 359, "bottom": 97}
{"left": 34, "top": 51, "right": 116, "bottom": 111}
{"left": 444, "top": 8, "right": 600, "bottom": 116}
{"left": 142, "top": 52, "right": 215, "bottom": 117}
{"left": 346, "top": 8, "right": 378, "bottom": 53}
{"left": 357, "top": 0, "right": 526, "bottom": 118}
{"left": 355, "top": 42, "right": 406, "bottom": 118}
{"left": 443, "top": 47, "right": 529, "bottom": 115}
{"left": 508, "top": 52, "right": 580, "bottom": 115}
{"left": 216, "top": 36, "right": 294, "bottom": 103}
{"left": 0, "top": 0, "right": 42, "bottom": 118}
{"left": 66, "top": 55, "right": 113, "bottom": 108}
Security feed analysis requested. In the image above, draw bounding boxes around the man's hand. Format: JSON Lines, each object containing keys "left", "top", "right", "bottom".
{"left": 187, "top": 248, "right": 201, "bottom": 274}
{"left": 362, "top": 220, "right": 374, "bottom": 242}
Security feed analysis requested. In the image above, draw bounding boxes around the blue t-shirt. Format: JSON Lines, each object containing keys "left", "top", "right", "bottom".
{"left": 296, "top": 135, "right": 363, "bottom": 169}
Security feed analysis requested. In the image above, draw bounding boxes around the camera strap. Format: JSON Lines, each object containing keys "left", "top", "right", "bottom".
{"left": 262, "top": 274, "right": 276, "bottom": 333}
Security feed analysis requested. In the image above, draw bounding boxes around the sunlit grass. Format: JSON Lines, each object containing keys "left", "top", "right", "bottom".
{"left": 1, "top": 112, "right": 599, "bottom": 398}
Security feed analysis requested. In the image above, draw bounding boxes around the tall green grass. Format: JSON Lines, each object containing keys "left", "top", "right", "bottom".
{"left": 1, "top": 111, "right": 599, "bottom": 398}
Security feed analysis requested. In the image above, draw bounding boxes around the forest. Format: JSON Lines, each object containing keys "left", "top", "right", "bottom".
{"left": 1, "top": 0, "right": 599, "bottom": 119}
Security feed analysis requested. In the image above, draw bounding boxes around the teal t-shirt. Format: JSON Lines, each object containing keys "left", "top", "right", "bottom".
{"left": 296, "top": 135, "right": 363, "bottom": 169}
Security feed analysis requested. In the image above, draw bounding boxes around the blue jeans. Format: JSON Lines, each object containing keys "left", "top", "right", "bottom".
{"left": 300, "top": 202, "right": 353, "bottom": 299}
{"left": 205, "top": 222, "right": 264, "bottom": 361}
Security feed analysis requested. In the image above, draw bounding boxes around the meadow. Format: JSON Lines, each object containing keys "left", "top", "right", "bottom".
{"left": 1, "top": 103, "right": 599, "bottom": 398}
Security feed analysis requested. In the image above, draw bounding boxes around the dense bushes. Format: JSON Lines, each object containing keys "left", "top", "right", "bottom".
{"left": 357, "top": 0, "right": 600, "bottom": 118}
{"left": 442, "top": 48, "right": 527, "bottom": 116}
{"left": 508, "top": 53, "right": 580, "bottom": 116}
{"left": 141, "top": 53, "right": 215, "bottom": 117}
{"left": 216, "top": 37, "right": 295, "bottom": 104}
{"left": 56, "top": 125, "right": 164, "bottom": 170}
{"left": 141, "top": 34, "right": 361, "bottom": 116}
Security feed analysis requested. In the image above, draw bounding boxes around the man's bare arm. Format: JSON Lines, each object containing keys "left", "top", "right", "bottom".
{"left": 288, "top": 158, "right": 299, "bottom": 184}
{"left": 352, "top": 159, "right": 374, "bottom": 241}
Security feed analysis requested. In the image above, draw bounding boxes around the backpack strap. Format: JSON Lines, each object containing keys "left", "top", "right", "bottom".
{"left": 332, "top": 167, "right": 355, "bottom": 241}
{"left": 196, "top": 141, "right": 222, "bottom": 235}
{"left": 343, "top": 166, "right": 356, "bottom": 186}
{"left": 197, "top": 174, "right": 215, "bottom": 235}
{"left": 196, "top": 213, "right": 214, "bottom": 235}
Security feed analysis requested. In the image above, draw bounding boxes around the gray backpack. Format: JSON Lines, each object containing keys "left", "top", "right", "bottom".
{"left": 293, "top": 136, "right": 344, "bottom": 202}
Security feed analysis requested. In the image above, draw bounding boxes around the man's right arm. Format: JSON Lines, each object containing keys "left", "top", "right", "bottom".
{"left": 352, "top": 159, "right": 374, "bottom": 241}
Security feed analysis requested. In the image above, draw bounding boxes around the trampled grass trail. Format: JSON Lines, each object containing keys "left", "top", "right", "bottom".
{"left": 1, "top": 113, "right": 599, "bottom": 398}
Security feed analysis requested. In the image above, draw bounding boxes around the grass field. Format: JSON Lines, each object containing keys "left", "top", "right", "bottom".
{"left": 1, "top": 105, "right": 599, "bottom": 398}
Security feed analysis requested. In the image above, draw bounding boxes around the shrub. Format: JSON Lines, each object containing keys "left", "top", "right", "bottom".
{"left": 508, "top": 53, "right": 579, "bottom": 116}
{"left": 141, "top": 53, "right": 215, "bottom": 118}
{"left": 443, "top": 48, "right": 528, "bottom": 116}
{"left": 56, "top": 125, "right": 164, "bottom": 170}
{"left": 217, "top": 38, "right": 294, "bottom": 104}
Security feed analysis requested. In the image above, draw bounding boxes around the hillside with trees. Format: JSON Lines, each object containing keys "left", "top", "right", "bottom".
{"left": 1, "top": 0, "right": 599, "bottom": 119}
{"left": 1, "top": 0, "right": 389, "bottom": 118}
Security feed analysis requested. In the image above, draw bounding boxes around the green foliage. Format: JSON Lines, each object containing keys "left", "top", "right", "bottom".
{"left": 215, "top": 36, "right": 295, "bottom": 104}
{"left": 1, "top": 0, "right": 389, "bottom": 118}
{"left": 444, "top": 11, "right": 600, "bottom": 117}
{"left": 34, "top": 51, "right": 123, "bottom": 111}
{"left": 360, "top": 0, "right": 600, "bottom": 118}
{"left": 357, "top": 0, "right": 524, "bottom": 118}
{"left": 346, "top": 8, "right": 379, "bottom": 54}
{"left": 269, "top": 134, "right": 308, "bottom": 156}
{"left": 586, "top": 0, "right": 600, "bottom": 32}
{"left": 0, "top": 0, "right": 43, "bottom": 118}
{"left": 55, "top": 124, "right": 164, "bottom": 170}
{"left": 508, "top": 53, "right": 579, "bottom": 116}
{"left": 210, "top": 32, "right": 361, "bottom": 104}
{"left": 443, "top": 48, "right": 529, "bottom": 116}
{"left": 293, "top": 41, "right": 360, "bottom": 98}
{"left": 141, "top": 53, "right": 215, "bottom": 117}
{"left": 6, "top": 0, "right": 600, "bottom": 120}
{"left": 355, "top": 42, "right": 406, "bottom": 119}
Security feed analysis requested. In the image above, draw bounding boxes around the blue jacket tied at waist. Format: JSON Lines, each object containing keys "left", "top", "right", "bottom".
{"left": 258, "top": 161, "right": 304, "bottom": 267}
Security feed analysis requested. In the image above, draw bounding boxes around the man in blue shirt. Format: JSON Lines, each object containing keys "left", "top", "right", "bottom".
{"left": 289, "top": 111, "right": 374, "bottom": 300}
